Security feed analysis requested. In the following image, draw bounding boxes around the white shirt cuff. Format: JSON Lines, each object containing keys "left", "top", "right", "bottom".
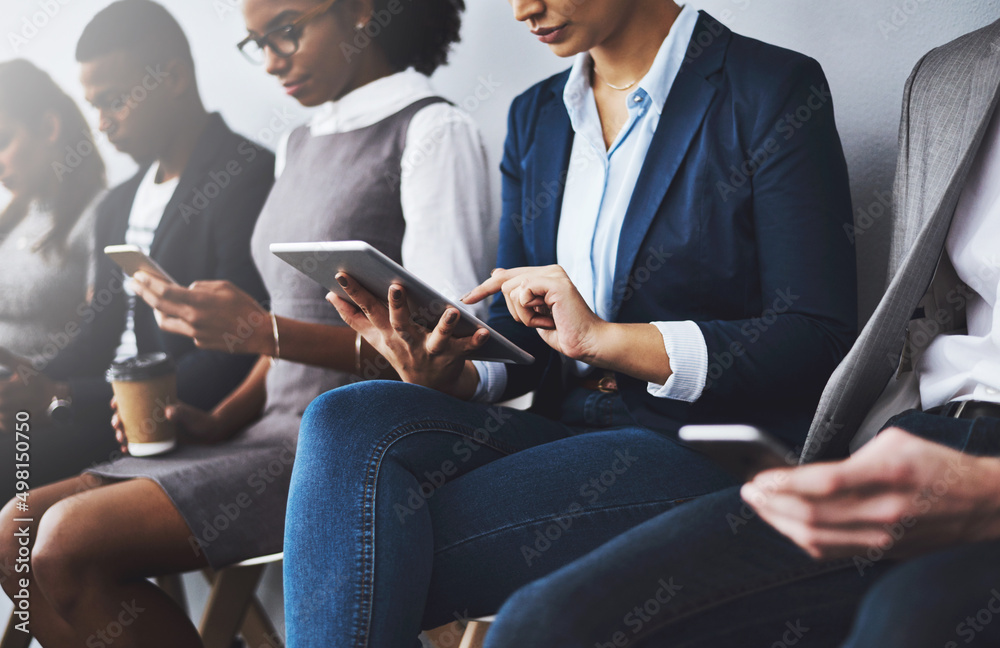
{"left": 471, "top": 360, "right": 508, "bottom": 403}
{"left": 646, "top": 321, "right": 708, "bottom": 402}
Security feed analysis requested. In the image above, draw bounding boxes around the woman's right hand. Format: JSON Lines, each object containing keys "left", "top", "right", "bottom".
{"left": 110, "top": 397, "right": 129, "bottom": 454}
{"left": 110, "top": 397, "right": 234, "bottom": 453}
{"left": 327, "top": 273, "right": 489, "bottom": 399}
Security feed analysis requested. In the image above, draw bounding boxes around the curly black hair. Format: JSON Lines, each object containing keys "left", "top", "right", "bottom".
{"left": 357, "top": 0, "right": 465, "bottom": 75}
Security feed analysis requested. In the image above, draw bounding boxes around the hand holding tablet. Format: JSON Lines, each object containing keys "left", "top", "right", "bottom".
{"left": 270, "top": 241, "right": 533, "bottom": 365}
{"left": 270, "top": 241, "right": 533, "bottom": 400}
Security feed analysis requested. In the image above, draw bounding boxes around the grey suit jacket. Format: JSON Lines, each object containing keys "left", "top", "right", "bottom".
{"left": 801, "top": 19, "right": 1000, "bottom": 462}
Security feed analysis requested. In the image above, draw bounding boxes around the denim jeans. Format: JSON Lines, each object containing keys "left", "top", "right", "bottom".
{"left": 485, "top": 410, "right": 1000, "bottom": 648}
{"left": 283, "top": 381, "right": 737, "bottom": 647}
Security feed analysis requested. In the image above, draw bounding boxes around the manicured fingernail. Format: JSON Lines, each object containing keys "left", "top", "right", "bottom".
{"left": 460, "top": 292, "right": 471, "bottom": 302}
{"left": 336, "top": 275, "right": 349, "bottom": 288}
{"left": 390, "top": 286, "right": 402, "bottom": 301}
{"left": 445, "top": 310, "right": 458, "bottom": 324}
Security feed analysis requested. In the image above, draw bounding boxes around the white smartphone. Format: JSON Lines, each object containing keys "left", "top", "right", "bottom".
{"left": 678, "top": 424, "right": 798, "bottom": 481}
{"left": 270, "top": 240, "right": 534, "bottom": 365}
{"left": 104, "top": 245, "right": 179, "bottom": 285}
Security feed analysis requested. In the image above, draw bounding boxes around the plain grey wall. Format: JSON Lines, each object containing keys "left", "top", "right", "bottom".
{"left": 1, "top": 0, "right": 999, "bottom": 642}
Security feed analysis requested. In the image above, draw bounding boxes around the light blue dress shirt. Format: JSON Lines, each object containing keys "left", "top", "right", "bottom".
{"left": 475, "top": 5, "right": 708, "bottom": 404}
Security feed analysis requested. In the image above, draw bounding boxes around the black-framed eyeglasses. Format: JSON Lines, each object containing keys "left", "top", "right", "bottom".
{"left": 237, "top": 0, "right": 340, "bottom": 65}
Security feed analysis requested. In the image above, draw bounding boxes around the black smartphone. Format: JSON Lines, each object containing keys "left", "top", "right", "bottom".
{"left": 679, "top": 424, "right": 798, "bottom": 481}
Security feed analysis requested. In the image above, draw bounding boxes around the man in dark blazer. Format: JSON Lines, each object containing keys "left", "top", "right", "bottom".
{"left": 0, "top": 0, "right": 272, "bottom": 494}
{"left": 484, "top": 17, "right": 1000, "bottom": 648}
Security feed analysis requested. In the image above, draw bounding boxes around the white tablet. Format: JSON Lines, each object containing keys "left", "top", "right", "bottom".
{"left": 270, "top": 241, "right": 534, "bottom": 365}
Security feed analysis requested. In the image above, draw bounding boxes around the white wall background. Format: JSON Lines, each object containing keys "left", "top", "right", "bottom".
{"left": 1, "top": 0, "right": 999, "bottom": 643}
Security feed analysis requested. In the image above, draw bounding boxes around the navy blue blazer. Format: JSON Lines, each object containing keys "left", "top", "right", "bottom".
{"left": 491, "top": 12, "right": 857, "bottom": 446}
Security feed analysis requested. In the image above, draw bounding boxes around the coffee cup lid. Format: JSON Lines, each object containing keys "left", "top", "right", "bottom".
{"left": 106, "top": 352, "right": 176, "bottom": 382}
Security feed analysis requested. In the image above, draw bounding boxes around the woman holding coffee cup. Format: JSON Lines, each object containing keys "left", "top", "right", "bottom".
{"left": 0, "top": 0, "right": 492, "bottom": 646}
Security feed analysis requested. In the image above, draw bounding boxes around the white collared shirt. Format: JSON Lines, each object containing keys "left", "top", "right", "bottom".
{"left": 474, "top": 5, "right": 706, "bottom": 403}
{"left": 276, "top": 69, "right": 496, "bottom": 314}
{"left": 916, "top": 102, "right": 1000, "bottom": 407}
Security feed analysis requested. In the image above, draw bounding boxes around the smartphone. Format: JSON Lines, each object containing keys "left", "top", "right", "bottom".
{"left": 104, "top": 244, "right": 179, "bottom": 285}
{"left": 678, "top": 424, "right": 798, "bottom": 481}
{"left": 0, "top": 366, "right": 12, "bottom": 380}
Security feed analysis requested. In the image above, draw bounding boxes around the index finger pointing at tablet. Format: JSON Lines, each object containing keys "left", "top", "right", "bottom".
{"left": 462, "top": 268, "right": 535, "bottom": 304}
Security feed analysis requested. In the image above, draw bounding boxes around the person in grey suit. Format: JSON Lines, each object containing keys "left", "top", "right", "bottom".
{"left": 478, "top": 17, "right": 1000, "bottom": 648}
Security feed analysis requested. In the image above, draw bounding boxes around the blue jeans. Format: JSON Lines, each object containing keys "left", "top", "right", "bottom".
{"left": 485, "top": 410, "right": 1000, "bottom": 648}
{"left": 283, "top": 381, "right": 737, "bottom": 647}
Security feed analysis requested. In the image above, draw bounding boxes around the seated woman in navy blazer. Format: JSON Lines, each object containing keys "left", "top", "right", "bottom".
{"left": 285, "top": 1, "right": 858, "bottom": 645}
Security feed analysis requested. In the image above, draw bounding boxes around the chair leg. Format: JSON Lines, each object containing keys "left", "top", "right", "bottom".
{"left": 458, "top": 620, "right": 491, "bottom": 648}
{"left": 0, "top": 612, "right": 31, "bottom": 648}
{"left": 239, "top": 596, "right": 284, "bottom": 648}
{"left": 199, "top": 564, "right": 266, "bottom": 648}
{"left": 155, "top": 573, "right": 189, "bottom": 616}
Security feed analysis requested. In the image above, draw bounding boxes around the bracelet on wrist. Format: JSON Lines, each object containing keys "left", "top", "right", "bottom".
{"left": 355, "top": 332, "right": 363, "bottom": 377}
{"left": 269, "top": 311, "right": 280, "bottom": 367}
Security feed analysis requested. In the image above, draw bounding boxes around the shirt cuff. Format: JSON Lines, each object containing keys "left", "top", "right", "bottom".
{"left": 646, "top": 321, "right": 708, "bottom": 402}
{"left": 471, "top": 360, "right": 508, "bottom": 403}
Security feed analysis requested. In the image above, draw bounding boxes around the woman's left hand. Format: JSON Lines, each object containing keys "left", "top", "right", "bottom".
{"left": 132, "top": 272, "right": 273, "bottom": 355}
{"left": 463, "top": 265, "right": 609, "bottom": 364}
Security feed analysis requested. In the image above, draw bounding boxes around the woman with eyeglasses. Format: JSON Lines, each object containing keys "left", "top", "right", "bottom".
{"left": 0, "top": 0, "right": 491, "bottom": 646}
{"left": 283, "top": 0, "right": 858, "bottom": 646}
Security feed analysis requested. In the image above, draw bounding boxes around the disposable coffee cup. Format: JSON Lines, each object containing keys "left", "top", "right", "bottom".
{"left": 107, "top": 353, "right": 178, "bottom": 457}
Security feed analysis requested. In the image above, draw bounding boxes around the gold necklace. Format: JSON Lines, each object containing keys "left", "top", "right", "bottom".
{"left": 592, "top": 65, "right": 638, "bottom": 91}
